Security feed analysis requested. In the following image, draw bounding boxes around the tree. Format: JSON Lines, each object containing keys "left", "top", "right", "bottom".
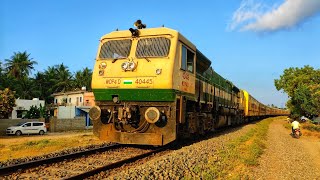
{"left": 0, "top": 61, "right": 4, "bottom": 89}
{"left": 73, "top": 67, "right": 92, "bottom": 90}
{"left": 52, "top": 63, "right": 73, "bottom": 92}
{"left": 43, "top": 66, "right": 59, "bottom": 103}
{"left": 0, "top": 88, "right": 16, "bottom": 119}
{"left": 23, "top": 104, "right": 48, "bottom": 119}
{"left": 4, "top": 51, "right": 38, "bottom": 79}
{"left": 33, "top": 72, "right": 45, "bottom": 98}
{"left": 0, "top": 61, "right": 3, "bottom": 76}
{"left": 275, "top": 65, "right": 320, "bottom": 117}
{"left": 14, "top": 77, "right": 40, "bottom": 99}
{"left": 0, "top": 61, "right": 12, "bottom": 90}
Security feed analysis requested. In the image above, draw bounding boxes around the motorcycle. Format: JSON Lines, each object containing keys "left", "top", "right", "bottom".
{"left": 292, "top": 128, "right": 301, "bottom": 139}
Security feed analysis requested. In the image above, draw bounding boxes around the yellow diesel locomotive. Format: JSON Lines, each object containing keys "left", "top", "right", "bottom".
{"left": 89, "top": 23, "right": 289, "bottom": 146}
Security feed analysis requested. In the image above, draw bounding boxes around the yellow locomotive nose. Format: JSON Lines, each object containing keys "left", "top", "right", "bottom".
{"left": 89, "top": 106, "right": 101, "bottom": 121}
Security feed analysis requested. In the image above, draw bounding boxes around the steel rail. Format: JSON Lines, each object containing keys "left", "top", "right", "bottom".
{"left": 65, "top": 146, "right": 168, "bottom": 180}
{"left": 0, "top": 144, "right": 121, "bottom": 176}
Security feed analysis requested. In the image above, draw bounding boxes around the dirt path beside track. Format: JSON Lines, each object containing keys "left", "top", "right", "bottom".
{"left": 252, "top": 119, "right": 320, "bottom": 179}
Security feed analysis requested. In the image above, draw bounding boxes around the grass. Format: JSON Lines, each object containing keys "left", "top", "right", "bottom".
{"left": 302, "top": 123, "right": 320, "bottom": 132}
{"left": 200, "top": 117, "right": 282, "bottom": 179}
{"left": 302, "top": 123, "right": 320, "bottom": 138}
{"left": 0, "top": 133, "right": 104, "bottom": 162}
{"left": 9, "top": 139, "right": 58, "bottom": 151}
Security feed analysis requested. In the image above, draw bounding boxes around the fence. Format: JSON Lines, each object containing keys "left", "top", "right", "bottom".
{"left": 49, "top": 117, "right": 87, "bottom": 132}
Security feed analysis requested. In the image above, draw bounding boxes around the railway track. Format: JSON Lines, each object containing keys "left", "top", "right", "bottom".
{"left": 0, "top": 144, "right": 120, "bottom": 178}
{"left": 67, "top": 146, "right": 167, "bottom": 179}
{"left": 0, "top": 144, "right": 167, "bottom": 179}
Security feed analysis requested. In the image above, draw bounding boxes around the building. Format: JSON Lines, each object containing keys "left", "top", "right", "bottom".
{"left": 10, "top": 98, "right": 45, "bottom": 119}
{"left": 52, "top": 90, "right": 95, "bottom": 127}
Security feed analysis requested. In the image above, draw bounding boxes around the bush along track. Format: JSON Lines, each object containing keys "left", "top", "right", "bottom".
{"left": 194, "top": 117, "right": 276, "bottom": 179}
{"left": 302, "top": 123, "right": 320, "bottom": 132}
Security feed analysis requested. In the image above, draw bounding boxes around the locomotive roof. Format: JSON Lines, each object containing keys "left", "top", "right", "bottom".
{"left": 100, "top": 27, "right": 187, "bottom": 43}
{"left": 101, "top": 27, "right": 212, "bottom": 71}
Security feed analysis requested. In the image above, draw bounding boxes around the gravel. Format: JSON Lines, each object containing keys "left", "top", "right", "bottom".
{"left": 105, "top": 124, "right": 256, "bottom": 179}
{"left": 101, "top": 119, "right": 320, "bottom": 180}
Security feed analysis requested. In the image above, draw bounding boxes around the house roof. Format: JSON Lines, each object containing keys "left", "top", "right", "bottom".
{"left": 52, "top": 90, "right": 93, "bottom": 97}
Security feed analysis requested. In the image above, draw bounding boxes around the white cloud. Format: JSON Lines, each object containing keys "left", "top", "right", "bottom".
{"left": 228, "top": 0, "right": 320, "bottom": 32}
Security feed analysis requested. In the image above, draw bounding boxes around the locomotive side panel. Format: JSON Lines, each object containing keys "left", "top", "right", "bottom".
{"left": 172, "top": 37, "right": 196, "bottom": 97}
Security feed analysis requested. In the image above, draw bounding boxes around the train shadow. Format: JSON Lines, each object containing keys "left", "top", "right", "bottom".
{"left": 170, "top": 119, "right": 263, "bottom": 150}
{"left": 123, "top": 119, "right": 264, "bottom": 151}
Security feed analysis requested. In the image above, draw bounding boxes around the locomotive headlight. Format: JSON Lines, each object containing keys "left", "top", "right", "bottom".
{"left": 145, "top": 107, "right": 160, "bottom": 123}
{"left": 156, "top": 69, "right": 162, "bottom": 75}
{"left": 128, "top": 62, "right": 136, "bottom": 71}
{"left": 99, "top": 62, "right": 107, "bottom": 69}
{"left": 121, "top": 62, "right": 129, "bottom": 70}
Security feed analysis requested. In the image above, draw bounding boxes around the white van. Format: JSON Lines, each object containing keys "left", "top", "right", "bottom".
{"left": 6, "top": 122, "right": 47, "bottom": 136}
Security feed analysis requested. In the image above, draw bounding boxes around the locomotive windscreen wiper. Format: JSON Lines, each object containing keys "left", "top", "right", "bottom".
{"left": 143, "top": 57, "right": 151, "bottom": 62}
{"left": 112, "top": 58, "right": 118, "bottom": 63}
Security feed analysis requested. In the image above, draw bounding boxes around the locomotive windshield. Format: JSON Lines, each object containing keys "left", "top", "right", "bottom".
{"left": 136, "top": 37, "right": 170, "bottom": 58}
{"left": 99, "top": 39, "right": 132, "bottom": 59}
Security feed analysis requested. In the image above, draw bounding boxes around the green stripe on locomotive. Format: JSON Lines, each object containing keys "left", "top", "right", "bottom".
{"left": 93, "top": 89, "right": 194, "bottom": 102}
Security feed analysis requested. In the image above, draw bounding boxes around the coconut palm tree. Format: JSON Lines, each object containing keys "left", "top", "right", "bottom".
{"left": 4, "top": 51, "right": 37, "bottom": 79}
{"left": 0, "top": 61, "right": 4, "bottom": 89}
{"left": 52, "top": 63, "right": 73, "bottom": 92}
{"left": 74, "top": 67, "right": 92, "bottom": 91}
{"left": 33, "top": 72, "right": 47, "bottom": 100}
{"left": 15, "top": 77, "right": 39, "bottom": 99}
{"left": 0, "top": 61, "right": 3, "bottom": 75}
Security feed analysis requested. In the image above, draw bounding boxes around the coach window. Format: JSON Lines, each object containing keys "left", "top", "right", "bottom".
{"left": 181, "top": 45, "right": 194, "bottom": 73}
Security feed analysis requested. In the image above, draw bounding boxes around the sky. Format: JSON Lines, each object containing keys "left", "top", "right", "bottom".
{"left": 1, "top": 0, "right": 320, "bottom": 108}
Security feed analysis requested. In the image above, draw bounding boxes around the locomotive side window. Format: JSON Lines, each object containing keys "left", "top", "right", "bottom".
{"left": 136, "top": 37, "right": 170, "bottom": 57}
{"left": 181, "top": 45, "right": 194, "bottom": 73}
{"left": 99, "top": 39, "right": 132, "bottom": 59}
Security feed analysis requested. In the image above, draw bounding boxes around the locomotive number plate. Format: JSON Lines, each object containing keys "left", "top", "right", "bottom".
{"left": 135, "top": 78, "right": 153, "bottom": 84}
{"left": 105, "top": 77, "right": 154, "bottom": 87}
{"left": 106, "top": 78, "right": 121, "bottom": 85}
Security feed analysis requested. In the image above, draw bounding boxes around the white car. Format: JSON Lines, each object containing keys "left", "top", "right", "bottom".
{"left": 6, "top": 122, "right": 47, "bottom": 136}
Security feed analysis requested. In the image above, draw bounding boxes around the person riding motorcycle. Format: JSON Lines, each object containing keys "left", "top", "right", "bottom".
{"left": 291, "top": 120, "right": 301, "bottom": 135}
